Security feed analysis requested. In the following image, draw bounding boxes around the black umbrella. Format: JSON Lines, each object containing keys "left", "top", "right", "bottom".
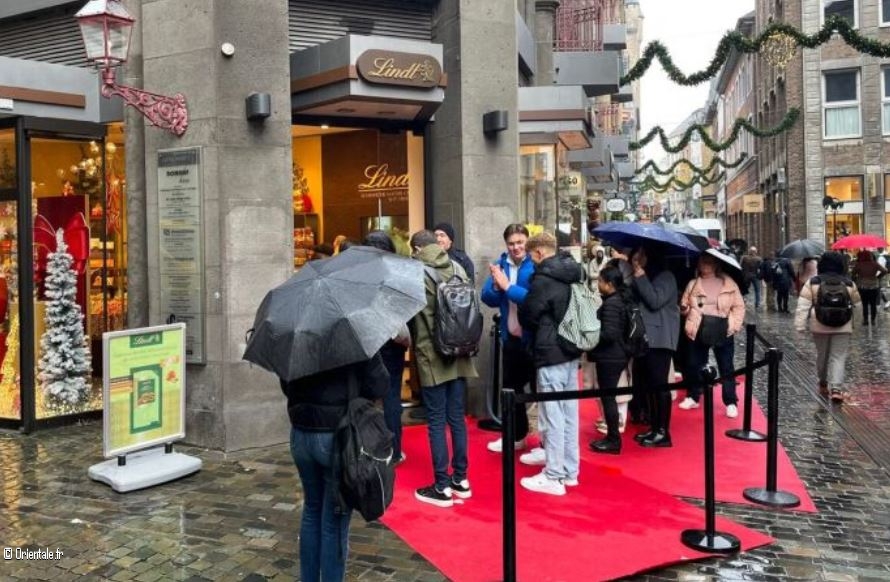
{"left": 243, "top": 246, "right": 426, "bottom": 381}
{"left": 780, "top": 239, "right": 824, "bottom": 260}
{"left": 726, "top": 238, "right": 748, "bottom": 256}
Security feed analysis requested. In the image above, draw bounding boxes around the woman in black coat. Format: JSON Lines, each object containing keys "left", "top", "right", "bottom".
{"left": 588, "top": 264, "right": 632, "bottom": 454}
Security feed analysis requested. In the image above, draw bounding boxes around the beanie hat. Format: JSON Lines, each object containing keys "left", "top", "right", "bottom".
{"left": 433, "top": 222, "right": 456, "bottom": 243}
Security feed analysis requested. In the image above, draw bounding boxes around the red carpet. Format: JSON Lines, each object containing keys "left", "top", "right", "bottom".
{"left": 383, "top": 416, "right": 775, "bottom": 582}
{"left": 579, "top": 381, "right": 817, "bottom": 512}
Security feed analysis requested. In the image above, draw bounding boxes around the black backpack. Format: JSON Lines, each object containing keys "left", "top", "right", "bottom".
{"left": 623, "top": 301, "right": 649, "bottom": 359}
{"left": 813, "top": 274, "right": 853, "bottom": 327}
{"left": 334, "top": 383, "right": 396, "bottom": 522}
{"left": 425, "top": 262, "right": 483, "bottom": 357}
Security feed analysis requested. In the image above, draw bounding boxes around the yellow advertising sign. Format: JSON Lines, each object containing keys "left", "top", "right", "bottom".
{"left": 102, "top": 323, "right": 186, "bottom": 458}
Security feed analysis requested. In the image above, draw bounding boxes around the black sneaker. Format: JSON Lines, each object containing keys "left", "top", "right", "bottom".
{"left": 450, "top": 478, "right": 472, "bottom": 499}
{"left": 415, "top": 484, "right": 453, "bottom": 508}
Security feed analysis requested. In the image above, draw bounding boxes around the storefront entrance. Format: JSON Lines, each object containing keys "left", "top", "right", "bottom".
{"left": 0, "top": 118, "right": 127, "bottom": 431}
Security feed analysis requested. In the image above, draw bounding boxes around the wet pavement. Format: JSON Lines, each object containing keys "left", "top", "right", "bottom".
{"left": 2, "top": 302, "right": 890, "bottom": 581}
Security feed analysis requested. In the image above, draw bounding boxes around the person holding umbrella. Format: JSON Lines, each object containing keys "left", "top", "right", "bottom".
{"left": 851, "top": 250, "right": 887, "bottom": 325}
{"left": 409, "top": 230, "right": 478, "bottom": 508}
{"left": 243, "top": 246, "right": 428, "bottom": 582}
{"left": 678, "top": 251, "right": 746, "bottom": 417}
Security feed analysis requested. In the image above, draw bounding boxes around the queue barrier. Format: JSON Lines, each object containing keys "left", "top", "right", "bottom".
{"left": 499, "top": 322, "right": 799, "bottom": 582}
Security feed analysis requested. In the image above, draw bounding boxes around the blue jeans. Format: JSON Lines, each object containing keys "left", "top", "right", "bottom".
{"left": 380, "top": 343, "right": 407, "bottom": 459}
{"left": 422, "top": 378, "right": 468, "bottom": 491}
{"left": 537, "top": 360, "right": 580, "bottom": 481}
{"left": 290, "top": 427, "right": 351, "bottom": 582}
{"left": 686, "top": 336, "right": 737, "bottom": 406}
{"left": 752, "top": 279, "right": 761, "bottom": 308}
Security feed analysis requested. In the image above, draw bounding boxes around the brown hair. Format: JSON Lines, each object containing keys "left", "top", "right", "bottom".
{"left": 503, "top": 223, "right": 530, "bottom": 240}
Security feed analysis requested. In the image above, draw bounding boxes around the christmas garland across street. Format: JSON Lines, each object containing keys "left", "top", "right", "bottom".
{"left": 633, "top": 171, "right": 727, "bottom": 193}
{"left": 621, "top": 16, "right": 890, "bottom": 87}
{"left": 635, "top": 153, "right": 748, "bottom": 177}
{"left": 630, "top": 108, "right": 799, "bottom": 153}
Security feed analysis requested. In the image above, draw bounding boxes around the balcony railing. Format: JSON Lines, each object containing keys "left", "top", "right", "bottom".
{"left": 554, "top": 0, "right": 620, "bottom": 52}
{"left": 595, "top": 102, "right": 635, "bottom": 137}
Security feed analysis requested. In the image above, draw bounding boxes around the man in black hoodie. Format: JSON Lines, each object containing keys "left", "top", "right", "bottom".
{"left": 518, "top": 232, "right": 585, "bottom": 496}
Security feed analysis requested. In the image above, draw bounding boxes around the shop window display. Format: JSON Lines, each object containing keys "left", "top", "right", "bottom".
{"left": 520, "top": 145, "right": 557, "bottom": 232}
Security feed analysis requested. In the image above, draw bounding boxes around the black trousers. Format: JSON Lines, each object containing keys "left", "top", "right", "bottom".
{"left": 776, "top": 288, "right": 790, "bottom": 312}
{"left": 634, "top": 348, "right": 674, "bottom": 433}
{"left": 502, "top": 335, "right": 536, "bottom": 440}
{"left": 861, "top": 288, "right": 879, "bottom": 323}
{"left": 596, "top": 359, "right": 627, "bottom": 441}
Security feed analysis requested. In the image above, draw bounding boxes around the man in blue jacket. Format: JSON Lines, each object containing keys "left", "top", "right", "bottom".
{"left": 481, "top": 224, "right": 536, "bottom": 453}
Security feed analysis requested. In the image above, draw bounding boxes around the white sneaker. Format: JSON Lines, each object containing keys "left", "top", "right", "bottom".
{"left": 562, "top": 477, "right": 579, "bottom": 487}
{"left": 487, "top": 437, "right": 527, "bottom": 453}
{"left": 726, "top": 404, "right": 739, "bottom": 418}
{"left": 520, "top": 472, "right": 566, "bottom": 496}
{"left": 519, "top": 447, "right": 546, "bottom": 466}
{"left": 678, "top": 397, "right": 699, "bottom": 410}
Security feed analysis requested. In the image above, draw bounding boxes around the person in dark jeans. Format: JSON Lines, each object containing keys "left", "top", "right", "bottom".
{"left": 629, "top": 246, "right": 679, "bottom": 448}
{"left": 852, "top": 250, "right": 887, "bottom": 325}
{"left": 588, "top": 264, "right": 632, "bottom": 454}
{"left": 409, "top": 230, "right": 478, "bottom": 508}
{"left": 772, "top": 253, "right": 794, "bottom": 313}
{"left": 481, "top": 223, "right": 536, "bottom": 453}
{"left": 281, "top": 355, "right": 389, "bottom": 582}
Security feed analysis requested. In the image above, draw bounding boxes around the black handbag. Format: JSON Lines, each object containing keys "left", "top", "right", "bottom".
{"left": 696, "top": 314, "right": 728, "bottom": 347}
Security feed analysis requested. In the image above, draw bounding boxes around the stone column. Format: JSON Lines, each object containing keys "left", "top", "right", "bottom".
{"left": 431, "top": 0, "right": 519, "bottom": 415}
{"left": 140, "top": 0, "right": 293, "bottom": 450}
{"left": 535, "top": 0, "right": 560, "bottom": 86}
{"left": 122, "top": 0, "right": 147, "bottom": 327}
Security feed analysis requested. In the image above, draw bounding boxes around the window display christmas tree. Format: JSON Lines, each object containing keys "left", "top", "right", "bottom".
{"left": 38, "top": 229, "right": 91, "bottom": 409}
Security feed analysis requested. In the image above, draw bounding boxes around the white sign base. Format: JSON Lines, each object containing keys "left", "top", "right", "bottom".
{"left": 88, "top": 446, "right": 202, "bottom": 493}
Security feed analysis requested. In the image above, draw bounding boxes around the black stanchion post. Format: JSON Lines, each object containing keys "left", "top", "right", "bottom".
{"left": 681, "top": 366, "right": 741, "bottom": 554}
{"left": 502, "top": 389, "right": 517, "bottom": 582}
{"left": 743, "top": 348, "right": 801, "bottom": 508}
{"left": 726, "top": 323, "right": 766, "bottom": 441}
{"left": 479, "top": 314, "right": 503, "bottom": 432}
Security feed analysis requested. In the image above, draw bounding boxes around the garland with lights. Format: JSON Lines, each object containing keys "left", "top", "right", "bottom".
{"left": 635, "top": 153, "right": 748, "bottom": 177}
{"left": 630, "top": 108, "right": 799, "bottom": 153}
{"left": 621, "top": 17, "right": 890, "bottom": 87}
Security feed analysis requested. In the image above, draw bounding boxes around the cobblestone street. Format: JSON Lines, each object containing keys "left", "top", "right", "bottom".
{"left": 2, "top": 304, "right": 890, "bottom": 581}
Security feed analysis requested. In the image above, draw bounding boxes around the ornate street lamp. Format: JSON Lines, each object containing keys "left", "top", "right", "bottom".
{"left": 76, "top": 0, "right": 188, "bottom": 136}
{"left": 822, "top": 195, "right": 844, "bottom": 244}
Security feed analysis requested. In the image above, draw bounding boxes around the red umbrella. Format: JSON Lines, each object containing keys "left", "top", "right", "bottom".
{"left": 831, "top": 233, "right": 888, "bottom": 250}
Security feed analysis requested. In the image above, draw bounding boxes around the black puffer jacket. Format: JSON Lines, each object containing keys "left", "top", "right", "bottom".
{"left": 279, "top": 353, "right": 389, "bottom": 431}
{"left": 589, "top": 290, "right": 630, "bottom": 364}
{"left": 518, "top": 251, "right": 585, "bottom": 367}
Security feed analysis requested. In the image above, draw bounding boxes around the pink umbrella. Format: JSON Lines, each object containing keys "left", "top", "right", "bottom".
{"left": 831, "top": 233, "right": 888, "bottom": 250}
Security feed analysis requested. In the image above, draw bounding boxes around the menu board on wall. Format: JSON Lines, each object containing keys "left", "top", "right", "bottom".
{"left": 157, "top": 147, "right": 204, "bottom": 364}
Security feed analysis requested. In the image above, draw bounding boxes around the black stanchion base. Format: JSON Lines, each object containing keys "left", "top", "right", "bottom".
{"left": 680, "top": 529, "right": 741, "bottom": 554}
{"left": 725, "top": 428, "right": 767, "bottom": 442}
{"left": 477, "top": 418, "right": 502, "bottom": 432}
{"left": 742, "top": 487, "right": 801, "bottom": 508}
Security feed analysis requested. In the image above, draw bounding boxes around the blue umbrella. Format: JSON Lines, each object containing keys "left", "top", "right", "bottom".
{"left": 593, "top": 221, "right": 701, "bottom": 253}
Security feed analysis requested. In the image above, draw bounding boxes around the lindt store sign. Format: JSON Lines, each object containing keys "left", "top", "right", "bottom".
{"left": 357, "top": 50, "right": 443, "bottom": 88}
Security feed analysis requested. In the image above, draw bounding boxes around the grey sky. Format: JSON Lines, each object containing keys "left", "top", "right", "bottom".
{"left": 638, "top": 0, "right": 755, "bottom": 163}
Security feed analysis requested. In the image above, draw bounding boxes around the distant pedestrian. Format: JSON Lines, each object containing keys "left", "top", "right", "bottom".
{"left": 797, "top": 257, "right": 818, "bottom": 295}
{"left": 409, "top": 230, "right": 478, "bottom": 508}
{"left": 795, "top": 251, "right": 861, "bottom": 402}
{"left": 851, "top": 250, "right": 887, "bottom": 325}
{"left": 740, "top": 246, "right": 762, "bottom": 308}
{"left": 433, "top": 222, "right": 475, "bottom": 284}
{"left": 586, "top": 242, "right": 607, "bottom": 291}
{"left": 480, "top": 223, "right": 536, "bottom": 453}
{"left": 678, "top": 252, "right": 746, "bottom": 418}
{"left": 518, "top": 232, "right": 585, "bottom": 495}
{"left": 772, "top": 252, "right": 794, "bottom": 313}
{"left": 280, "top": 355, "right": 389, "bottom": 582}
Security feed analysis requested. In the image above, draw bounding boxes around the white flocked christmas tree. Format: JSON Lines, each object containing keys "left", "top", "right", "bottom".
{"left": 38, "top": 229, "right": 91, "bottom": 409}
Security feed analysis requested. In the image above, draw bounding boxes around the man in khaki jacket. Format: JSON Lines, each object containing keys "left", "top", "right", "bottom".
{"left": 408, "top": 230, "right": 478, "bottom": 508}
{"left": 795, "top": 251, "right": 861, "bottom": 402}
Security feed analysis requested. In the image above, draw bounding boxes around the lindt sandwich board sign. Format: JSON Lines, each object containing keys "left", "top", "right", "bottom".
{"left": 90, "top": 323, "right": 200, "bottom": 492}
{"left": 101, "top": 323, "right": 187, "bottom": 458}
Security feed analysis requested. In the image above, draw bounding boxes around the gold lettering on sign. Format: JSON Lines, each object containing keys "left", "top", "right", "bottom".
{"left": 356, "top": 50, "right": 442, "bottom": 88}
{"left": 358, "top": 164, "right": 409, "bottom": 191}
{"left": 367, "top": 58, "right": 436, "bottom": 84}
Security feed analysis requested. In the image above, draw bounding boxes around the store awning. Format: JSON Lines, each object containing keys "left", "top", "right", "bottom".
{"left": 290, "top": 35, "right": 445, "bottom": 125}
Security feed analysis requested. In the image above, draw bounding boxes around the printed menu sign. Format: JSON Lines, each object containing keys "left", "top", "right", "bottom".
{"left": 102, "top": 324, "right": 186, "bottom": 457}
{"left": 158, "top": 147, "right": 205, "bottom": 363}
